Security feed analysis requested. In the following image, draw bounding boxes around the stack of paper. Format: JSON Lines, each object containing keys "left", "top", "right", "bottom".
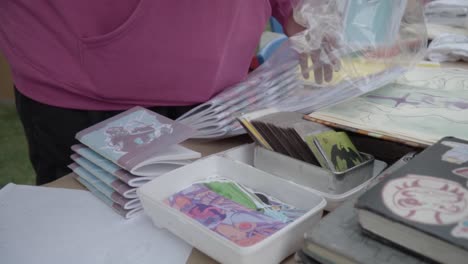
{"left": 69, "top": 106, "right": 201, "bottom": 218}
{"left": 425, "top": 0, "right": 468, "bottom": 28}
{"left": 427, "top": 33, "right": 468, "bottom": 62}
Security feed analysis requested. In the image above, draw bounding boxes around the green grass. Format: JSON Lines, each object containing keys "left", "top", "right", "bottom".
{"left": 0, "top": 104, "right": 35, "bottom": 187}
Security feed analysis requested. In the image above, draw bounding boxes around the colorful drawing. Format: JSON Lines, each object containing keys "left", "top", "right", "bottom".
{"left": 382, "top": 174, "right": 468, "bottom": 225}
{"left": 309, "top": 67, "right": 468, "bottom": 145}
{"left": 104, "top": 118, "right": 173, "bottom": 154}
{"left": 76, "top": 106, "right": 196, "bottom": 170}
{"left": 165, "top": 184, "right": 287, "bottom": 247}
{"left": 442, "top": 141, "right": 468, "bottom": 165}
{"left": 451, "top": 218, "right": 468, "bottom": 240}
{"left": 453, "top": 167, "right": 468, "bottom": 179}
{"left": 312, "top": 131, "right": 364, "bottom": 172}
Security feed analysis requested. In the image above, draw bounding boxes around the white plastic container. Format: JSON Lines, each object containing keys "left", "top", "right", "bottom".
{"left": 219, "top": 144, "right": 387, "bottom": 211}
{"left": 138, "top": 156, "right": 326, "bottom": 264}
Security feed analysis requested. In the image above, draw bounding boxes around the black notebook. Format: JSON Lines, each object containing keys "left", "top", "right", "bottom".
{"left": 356, "top": 137, "right": 468, "bottom": 264}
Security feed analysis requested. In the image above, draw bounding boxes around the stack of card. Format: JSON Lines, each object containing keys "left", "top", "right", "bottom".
{"left": 68, "top": 106, "right": 201, "bottom": 218}
{"left": 237, "top": 109, "right": 366, "bottom": 172}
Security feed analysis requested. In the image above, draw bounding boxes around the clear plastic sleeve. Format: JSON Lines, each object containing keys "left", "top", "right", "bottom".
{"left": 178, "top": 0, "right": 428, "bottom": 139}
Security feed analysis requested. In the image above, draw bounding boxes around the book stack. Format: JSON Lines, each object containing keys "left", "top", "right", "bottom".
{"left": 68, "top": 106, "right": 201, "bottom": 218}
{"left": 300, "top": 137, "right": 468, "bottom": 264}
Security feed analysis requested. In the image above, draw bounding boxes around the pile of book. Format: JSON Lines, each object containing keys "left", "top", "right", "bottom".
{"left": 68, "top": 106, "right": 201, "bottom": 218}
{"left": 296, "top": 137, "right": 468, "bottom": 264}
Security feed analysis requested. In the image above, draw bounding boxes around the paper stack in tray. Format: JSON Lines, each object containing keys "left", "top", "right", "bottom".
{"left": 68, "top": 106, "right": 201, "bottom": 218}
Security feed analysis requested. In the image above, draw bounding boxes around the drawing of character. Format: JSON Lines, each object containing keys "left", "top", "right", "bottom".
{"left": 104, "top": 120, "right": 173, "bottom": 153}
{"left": 167, "top": 192, "right": 227, "bottom": 229}
{"left": 451, "top": 219, "right": 468, "bottom": 239}
{"left": 186, "top": 203, "right": 227, "bottom": 228}
{"left": 366, "top": 92, "right": 468, "bottom": 110}
{"left": 171, "top": 195, "right": 193, "bottom": 211}
{"left": 397, "top": 69, "right": 468, "bottom": 91}
{"left": 215, "top": 211, "right": 286, "bottom": 247}
{"left": 330, "top": 142, "right": 362, "bottom": 170}
{"left": 383, "top": 174, "right": 468, "bottom": 225}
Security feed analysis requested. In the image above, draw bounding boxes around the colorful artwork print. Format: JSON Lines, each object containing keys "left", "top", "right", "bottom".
{"left": 104, "top": 116, "right": 173, "bottom": 154}
{"left": 441, "top": 141, "right": 468, "bottom": 165}
{"left": 451, "top": 218, "right": 468, "bottom": 240}
{"left": 382, "top": 174, "right": 468, "bottom": 225}
{"left": 453, "top": 167, "right": 468, "bottom": 179}
{"left": 165, "top": 184, "right": 287, "bottom": 247}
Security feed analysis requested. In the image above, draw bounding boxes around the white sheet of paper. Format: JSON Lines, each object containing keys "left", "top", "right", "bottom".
{"left": 0, "top": 183, "right": 192, "bottom": 264}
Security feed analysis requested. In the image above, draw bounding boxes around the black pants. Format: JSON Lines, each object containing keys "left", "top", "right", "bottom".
{"left": 14, "top": 88, "right": 195, "bottom": 185}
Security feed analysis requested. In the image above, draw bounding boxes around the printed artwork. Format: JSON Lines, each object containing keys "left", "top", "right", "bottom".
{"left": 453, "top": 167, "right": 468, "bottom": 179}
{"left": 309, "top": 67, "right": 468, "bottom": 145}
{"left": 382, "top": 174, "right": 468, "bottom": 225}
{"left": 441, "top": 141, "right": 468, "bottom": 165}
{"left": 165, "top": 184, "right": 288, "bottom": 247}
{"left": 452, "top": 218, "right": 468, "bottom": 240}
{"left": 76, "top": 107, "right": 195, "bottom": 170}
{"left": 103, "top": 113, "right": 173, "bottom": 155}
{"left": 310, "top": 131, "right": 365, "bottom": 172}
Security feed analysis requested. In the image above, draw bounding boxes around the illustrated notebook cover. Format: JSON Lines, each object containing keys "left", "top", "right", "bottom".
{"left": 75, "top": 106, "right": 199, "bottom": 173}
{"left": 356, "top": 137, "right": 468, "bottom": 263}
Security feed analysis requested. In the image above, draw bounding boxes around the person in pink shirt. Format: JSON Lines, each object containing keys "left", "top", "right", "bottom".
{"left": 0, "top": 0, "right": 331, "bottom": 185}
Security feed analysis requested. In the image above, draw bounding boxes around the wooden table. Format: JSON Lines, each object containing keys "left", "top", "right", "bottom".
{"left": 44, "top": 135, "right": 295, "bottom": 264}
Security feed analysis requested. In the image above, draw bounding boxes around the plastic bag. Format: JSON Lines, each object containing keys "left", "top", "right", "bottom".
{"left": 178, "top": 0, "right": 427, "bottom": 139}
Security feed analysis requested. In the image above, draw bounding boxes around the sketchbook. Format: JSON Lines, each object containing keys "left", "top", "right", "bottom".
{"left": 356, "top": 137, "right": 468, "bottom": 264}
{"left": 307, "top": 66, "right": 468, "bottom": 147}
{"left": 75, "top": 106, "right": 201, "bottom": 176}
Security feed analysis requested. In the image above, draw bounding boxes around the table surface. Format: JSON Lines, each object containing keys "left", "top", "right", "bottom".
{"left": 42, "top": 61, "right": 468, "bottom": 264}
{"left": 44, "top": 135, "right": 295, "bottom": 264}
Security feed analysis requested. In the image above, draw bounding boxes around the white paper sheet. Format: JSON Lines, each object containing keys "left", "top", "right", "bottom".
{"left": 0, "top": 183, "right": 192, "bottom": 264}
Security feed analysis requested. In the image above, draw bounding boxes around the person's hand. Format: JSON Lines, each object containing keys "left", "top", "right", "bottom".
{"left": 299, "top": 34, "right": 340, "bottom": 84}
{"left": 284, "top": 12, "right": 341, "bottom": 84}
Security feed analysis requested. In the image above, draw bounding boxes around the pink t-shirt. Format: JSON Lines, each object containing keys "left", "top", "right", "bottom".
{"left": 0, "top": 0, "right": 293, "bottom": 110}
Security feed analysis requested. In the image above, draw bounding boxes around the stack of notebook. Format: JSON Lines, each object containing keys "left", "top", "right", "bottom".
{"left": 68, "top": 106, "right": 201, "bottom": 218}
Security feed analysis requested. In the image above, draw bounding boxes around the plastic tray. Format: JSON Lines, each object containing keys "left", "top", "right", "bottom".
{"left": 138, "top": 156, "right": 326, "bottom": 264}
{"left": 219, "top": 144, "right": 387, "bottom": 211}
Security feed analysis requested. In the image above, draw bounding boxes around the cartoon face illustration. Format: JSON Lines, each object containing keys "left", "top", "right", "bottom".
{"left": 104, "top": 120, "right": 173, "bottom": 153}
{"left": 383, "top": 175, "right": 468, "bottom": 225}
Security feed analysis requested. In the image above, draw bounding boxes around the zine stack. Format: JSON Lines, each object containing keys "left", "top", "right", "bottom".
{"left": 68, "top": 106, "right": 201, "bottom": 218}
